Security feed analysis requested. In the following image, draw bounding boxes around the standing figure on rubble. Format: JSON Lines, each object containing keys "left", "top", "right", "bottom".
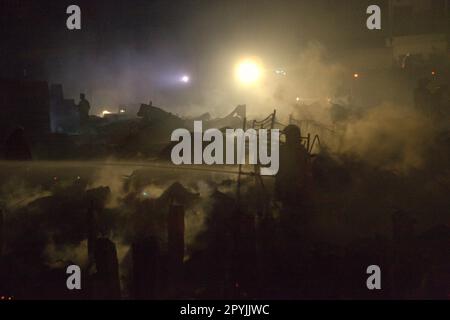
{"left": 78, "top": 93, "right": 91, "bottom": 126}
{"left": 275, "top": 124, "right": 310, "bottom": 208}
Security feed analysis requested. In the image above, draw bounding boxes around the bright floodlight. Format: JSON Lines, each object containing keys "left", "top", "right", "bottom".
{"left": 236, "top": 59, "right": 261, "bottom": 85}
{"left": 180, "top": 75, "right": 190, "bottom": 83}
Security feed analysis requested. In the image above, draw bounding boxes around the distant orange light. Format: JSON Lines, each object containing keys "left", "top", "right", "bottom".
{"left": 431, "top": 70, "right": 437, "bottom": 76}
{"left": 353, "top": 73, "right": 359, "bottom": 78}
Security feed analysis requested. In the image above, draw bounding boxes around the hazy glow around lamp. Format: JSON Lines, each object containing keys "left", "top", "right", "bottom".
{"left": 235, "top": 59, "right": 262, "bottom": 85}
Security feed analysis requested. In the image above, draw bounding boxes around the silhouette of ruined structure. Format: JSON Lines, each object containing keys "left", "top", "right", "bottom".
{"left": 0, "top": 79, "right": 50, "bottom": 156}
{"left": 49, "top": 84, "right": 79, "bottom": 134}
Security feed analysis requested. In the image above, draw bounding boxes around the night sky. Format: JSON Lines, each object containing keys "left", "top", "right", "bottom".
{"left": 1, "top": 0, "right": 388, "bottom": 113}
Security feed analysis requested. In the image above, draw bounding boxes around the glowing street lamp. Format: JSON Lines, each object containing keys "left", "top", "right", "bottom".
{"left": 180, "top": 75, "right": 190, "bottom": 83}
{"left": 235, "top": 59, "right": 262, "bottom": 85}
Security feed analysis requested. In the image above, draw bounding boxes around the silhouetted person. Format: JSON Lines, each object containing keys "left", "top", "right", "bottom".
{"left": 4, "top": 126, "right": 32, "bottom": 160}
{"left": 275, "top": 125, "right": 309, "bottom": 207}
{"left": 78, "top": 93, "right": 90, "bottom": 125}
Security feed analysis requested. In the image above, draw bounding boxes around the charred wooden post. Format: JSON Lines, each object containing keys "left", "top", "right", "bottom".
{"left": 168, "top": 204, "right": 185, "bottom": 268}
{"left": 87, "top": 201, "right": 96, "bottom": 265}
{"left": 92, "top": 238, "right": 121, "bottom": 299}
{"left": 231, "top": 210, "right": 257, "bottom": 299}
{"left": 167, "top": 204, "right": 185, "bottom": 292}
{"left": 132, "top": 237, "right": 160, "bottom": 299}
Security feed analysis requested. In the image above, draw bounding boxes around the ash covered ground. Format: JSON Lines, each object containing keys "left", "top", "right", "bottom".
{"left": 0, "top": 120, "right": 448, "bottom": 299}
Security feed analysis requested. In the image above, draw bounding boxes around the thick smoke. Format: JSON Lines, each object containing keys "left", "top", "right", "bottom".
{"left": 48, "top": 36, "right": 446, "bottom": 175}
{"left": 0, "top": 174, "right": 52, "bottom": 210}
{"left": 339, "top": 102, "right": 436, "bottom": 172}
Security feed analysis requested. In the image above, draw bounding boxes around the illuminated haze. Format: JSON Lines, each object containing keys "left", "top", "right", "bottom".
{"left": 40, "top": 0, "right": 386, "bottom": 117}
